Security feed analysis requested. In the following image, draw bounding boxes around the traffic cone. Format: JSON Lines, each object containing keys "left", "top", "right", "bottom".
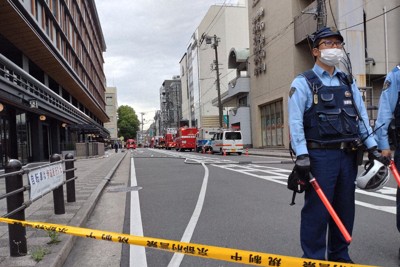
{"left": 245, "top": 148, "right": 248, "bottom": 156}
{"left": 223, "top": 149, "right": 227, "bottom": 156}
{"left": 207, "top": 148, "right": 212, "bottom": 154}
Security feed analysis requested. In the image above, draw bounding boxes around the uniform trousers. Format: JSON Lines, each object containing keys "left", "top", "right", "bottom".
{"left": 301, "top": 149, "right": 357, "bottom": 261}
{"left": 395, "top": 147, "right": 400, "bottom": 232}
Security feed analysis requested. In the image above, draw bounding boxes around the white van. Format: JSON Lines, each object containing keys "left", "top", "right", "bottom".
{"left": 210, "top": 130, "right": 243, "bottom": 155}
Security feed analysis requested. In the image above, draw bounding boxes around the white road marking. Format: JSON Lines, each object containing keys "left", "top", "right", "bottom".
{"left": 355, "top": 200, "right": 396, "bottom": 214}
{"left": 215, "top": 163, "right": 398, "bottom": 214}
{"left": 167, "top": 162, "right": 209, "bottom": 267}
{"left": 130, "top": 158, "right": 148, "bottom": 267}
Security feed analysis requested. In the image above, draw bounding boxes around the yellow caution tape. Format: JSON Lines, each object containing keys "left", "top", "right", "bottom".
{"left": 0, "top": 217, "right": 379, "bottom": 267}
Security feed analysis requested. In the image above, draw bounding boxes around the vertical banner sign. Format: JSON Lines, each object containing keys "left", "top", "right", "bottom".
{"left": 28, "top": 163, "right": 64, "bottom": 200}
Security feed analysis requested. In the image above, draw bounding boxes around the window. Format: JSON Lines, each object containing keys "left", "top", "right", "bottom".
{"left": 238, "top": 96, "right": 247, "bottom": 107}
{"left": 106, "top": 96, "right": 113, "bottom": 105}
{"left": 260, "top": 100, "right": 283, "bottom": 147}
{"left": 52, "top": 0, "right": 58, "bottom": 19}
{"left": 225, "top": 132, "right": 241, "bottom": 140}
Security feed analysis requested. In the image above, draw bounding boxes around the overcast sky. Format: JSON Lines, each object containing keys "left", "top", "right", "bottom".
{"left": 95, "top": 1, "right": 241, "bottom": 128}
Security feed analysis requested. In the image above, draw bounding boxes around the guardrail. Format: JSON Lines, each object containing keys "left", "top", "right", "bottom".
{"left": 0, "top": 153, "right": 77, "bottom": 257}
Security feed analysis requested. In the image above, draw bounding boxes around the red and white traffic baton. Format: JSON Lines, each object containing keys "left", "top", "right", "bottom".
{"left": 389, "top": 160, "right": 400, "bottom": 187}
{"left": 309, "top": 176, "right": 352, "bottom": 244}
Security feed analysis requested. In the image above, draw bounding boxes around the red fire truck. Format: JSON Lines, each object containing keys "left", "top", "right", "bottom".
{"left": 154, "top": 136, "right": 165, "bottom": 149}
{"left": 126, "top": 139, "right": 137, "bottom": 149}
{"left": 165, "top": 128, "right": 177, "bottom": 150}
{"left": 175, "top": 127, "right": 198, "bottom": 152}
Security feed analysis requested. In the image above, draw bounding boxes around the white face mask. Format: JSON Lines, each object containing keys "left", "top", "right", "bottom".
{"left": 319, "top": 48, "right": 344, "bottom": 66}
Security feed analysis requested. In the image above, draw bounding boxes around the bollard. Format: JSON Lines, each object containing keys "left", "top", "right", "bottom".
{"left": 51, "top": 154, "right": 65, "bottom": 214}
{"left": 65, "top": 153, "right": 76, "bottom": 202}
{"left": 5, "top": 159, "right": 27, "bottom": 256}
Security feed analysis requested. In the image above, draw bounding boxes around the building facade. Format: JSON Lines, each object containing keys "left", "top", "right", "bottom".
{"left": 104, "top": 87, "right": 118, "bottom": 139}
{"left": 216, "top": 47, "right": 251, "bottom": 146}
{"left": 248, "top": 0, "right": 400, "bottom": 148}
{"left": 0, "top": 0, "right": 109, "bottom": 166}
{"left": 159, "top": 77, "right": 182, "bottom": 134}
{"left": 180, "top": 3, "right": 249, "bottom": 131}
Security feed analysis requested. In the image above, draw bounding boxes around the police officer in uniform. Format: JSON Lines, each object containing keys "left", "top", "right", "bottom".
{"left": 288, "top": 26, "right": 388, "bottom": 263}
{"left": 375, "top": 64, "right": 400, "bottom": 232}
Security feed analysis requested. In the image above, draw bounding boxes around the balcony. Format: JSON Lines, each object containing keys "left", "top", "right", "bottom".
{"left": 212, "top": 76, "right": 250, "bottom": 106}
{"left": 294, "top": 1, "right": 318, "bottom": 44}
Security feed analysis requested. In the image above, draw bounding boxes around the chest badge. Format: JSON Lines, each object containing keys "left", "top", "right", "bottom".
{"left": 313, "top": 94, "right": 318, "bottom": 104}
{"left": 345, "top": 91, "right": 352, "bottom": 97}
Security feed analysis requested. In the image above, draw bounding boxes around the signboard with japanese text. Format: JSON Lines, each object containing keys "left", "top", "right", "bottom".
{"left": 28, "top": 163, "right": 64, "bottom": 200}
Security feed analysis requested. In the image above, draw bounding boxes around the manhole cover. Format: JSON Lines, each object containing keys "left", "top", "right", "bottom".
{"left": 107, "top": 186, "right": 142, "bottom": 193}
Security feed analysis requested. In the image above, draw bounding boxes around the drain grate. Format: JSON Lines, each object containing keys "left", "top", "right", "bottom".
{"left": 107, "top": 186, "right": 142, "bottom": 193}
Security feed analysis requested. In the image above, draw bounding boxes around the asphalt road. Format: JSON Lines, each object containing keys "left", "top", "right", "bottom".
{"left": 64, "top": 148, "right": 400, "bottom": 267}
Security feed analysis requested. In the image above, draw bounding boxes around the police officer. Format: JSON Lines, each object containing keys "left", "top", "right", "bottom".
{"left": 375, "top": 64, "right": 400, "bottom": 232}
{"left": 288, "top": 26, "right": 388, "bottom": 263}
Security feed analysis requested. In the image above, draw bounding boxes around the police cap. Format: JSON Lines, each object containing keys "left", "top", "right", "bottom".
{"left": 311, "top": 26, "right": 344, "bottom": 48}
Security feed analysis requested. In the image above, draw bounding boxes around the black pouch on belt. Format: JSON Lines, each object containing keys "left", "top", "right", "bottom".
{"left": 356, "top": 147, "right": 364, "bottom": 166}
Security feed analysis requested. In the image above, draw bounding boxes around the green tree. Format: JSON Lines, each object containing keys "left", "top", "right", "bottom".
{"left": 117, "top": 105, "right": 140, "bottom": 140}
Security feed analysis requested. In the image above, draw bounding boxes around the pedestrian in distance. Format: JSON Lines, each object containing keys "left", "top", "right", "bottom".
{"left": 114, "top": 142, "right": 119, "bottom": 153}
{"left": 374, "top": 64, "right": 400, "bottom": 233}
{"left": 288, "top": 26, "right": 389, "bottom": 263}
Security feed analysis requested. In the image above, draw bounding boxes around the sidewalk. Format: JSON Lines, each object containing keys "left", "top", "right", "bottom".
{"left": 247, "top": 147, "right": 292, "bottom": 158}
{"left": 0, "top": 151, "right": 128, "bottom": 267}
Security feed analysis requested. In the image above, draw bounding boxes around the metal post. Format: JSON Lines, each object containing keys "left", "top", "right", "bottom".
{"left": 5, "top": 159, "right": 27, "bottom": 256}
{"left": 51, "top": 154, "right": 65, "bottom": 214}
{"left": 65, "top": 153, "right": 76, "bottom": 202}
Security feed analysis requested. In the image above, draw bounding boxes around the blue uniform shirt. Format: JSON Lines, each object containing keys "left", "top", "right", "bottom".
{"left": 288, "top": 64, "right": 377, "bottom": 156}
{"left": 375, "top": 65, "right": 400, "bottom": 150}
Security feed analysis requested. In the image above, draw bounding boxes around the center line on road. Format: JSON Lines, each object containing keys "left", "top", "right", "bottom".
{"left": 168, "top": 162, "right": 209, "bottom": 267}
{"left": 130, "top": 158, "right": 148, "bottom": 267}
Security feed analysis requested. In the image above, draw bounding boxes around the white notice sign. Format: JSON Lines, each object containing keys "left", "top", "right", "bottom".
{"left": 28, "top": 163, "right": 64, "bottom": 200}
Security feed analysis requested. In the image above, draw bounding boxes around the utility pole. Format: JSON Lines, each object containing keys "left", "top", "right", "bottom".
{"left": 208, "top": 35, "right": 223, "bottom": 128}
{"left": 140, "top": 112, "right": 144, "bottom": 144}
{"left": 175, "top": 83, "right": 180, "bottom": 128}
{"left": 316, "top": 0, "right": 326, "bottom": 30}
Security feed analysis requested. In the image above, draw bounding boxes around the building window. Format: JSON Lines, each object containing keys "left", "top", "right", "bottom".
{"left": 260, "top": 100, "right": 283, "bottom": 147}
{"left": 52, "top": 0, "right": 58, "bottom": 19}
{"left": 238, "top": 96, "right": 247, "bottom": 107}
{"left": 106, "top": 96, "right": 113, "bottom": 105}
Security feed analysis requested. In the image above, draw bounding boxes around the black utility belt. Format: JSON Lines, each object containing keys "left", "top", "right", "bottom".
{"left": 307, "top": 141, "right": 354, "bottom": 150}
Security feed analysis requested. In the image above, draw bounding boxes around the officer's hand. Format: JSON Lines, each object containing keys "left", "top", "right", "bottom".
{"left": 295, "top": 154, "right": 311, "bottom": 180}
{"left": 368, "top": 147, "right": 391, "bottom": 166}
{"left": 381, "top": 149, "right": 392, "bottom": 159}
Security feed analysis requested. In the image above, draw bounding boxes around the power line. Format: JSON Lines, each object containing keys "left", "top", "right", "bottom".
{"left": 339, "top": 4, "right": 400, "bottom": 31}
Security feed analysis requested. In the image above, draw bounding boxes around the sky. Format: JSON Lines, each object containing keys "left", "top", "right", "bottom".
{"left": 95, "top": 0, "right": 241, "bottom": 128}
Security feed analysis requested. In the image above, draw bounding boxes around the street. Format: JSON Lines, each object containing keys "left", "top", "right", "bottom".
{"left": 64, "top": 148, "right": 399, "bottom": 267}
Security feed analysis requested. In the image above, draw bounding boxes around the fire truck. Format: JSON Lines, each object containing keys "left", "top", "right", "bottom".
{"left": 164, "top": 128, "right": 177, "bottom": 150}
{"left": 175, "top": 127, "right": 198, "bottom": 152}
{"left": 154, "top": 136, "right": 165, "bottom": 149}
{"left": 126, "top": 139, "right": 137, "bottom": 149}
